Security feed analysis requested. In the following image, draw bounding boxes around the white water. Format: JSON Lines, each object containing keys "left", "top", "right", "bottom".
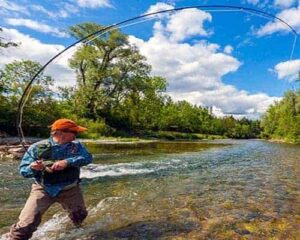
{"left": 31, "top": 196, "right": 123, "bottom": 240}
{"left": 0, "top": 197, "right": 122, "bottom": 240}
{"left": 80, "top": 158, "right": 186, "bottom": 179}
{"left": 0, "top": 158, "right": 186, "bottom": 240}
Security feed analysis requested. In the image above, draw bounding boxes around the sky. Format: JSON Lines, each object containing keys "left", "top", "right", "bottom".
{"left": 1, "top": 0, "right": 300, "bottom": 119}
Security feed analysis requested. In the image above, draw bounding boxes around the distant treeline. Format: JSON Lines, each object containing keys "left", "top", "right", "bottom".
{"left": 0, "top": 23, "right": 298, "bottom": 142}
{"left": 0, "top": 59, "right": 261, "bottom": 139}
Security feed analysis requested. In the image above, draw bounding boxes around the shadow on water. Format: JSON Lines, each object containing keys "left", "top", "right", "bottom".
{"left": 86, "top": 220, "right": 196, "bottom": 240}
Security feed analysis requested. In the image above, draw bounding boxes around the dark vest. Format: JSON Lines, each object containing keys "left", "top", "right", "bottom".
{"left": 36, "top": 141, "right": 80, "bottom": 185}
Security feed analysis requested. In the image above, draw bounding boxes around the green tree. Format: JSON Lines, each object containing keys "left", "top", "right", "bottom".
{"left": 0, "top": 60, "right": 59, "bottom": 136}
{"left": 118, "top": 76, "right": 167, "bottom": 131}
{"left": 261, "top": 90, "right": 300, "bottom": 143}
{"left": 68, "top": 22, "right": 152, "bottom": 123}
{"left": 159, "top": 100, "right": 213, "bottom": 133}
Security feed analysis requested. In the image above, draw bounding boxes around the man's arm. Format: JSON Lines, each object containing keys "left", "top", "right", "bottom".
{"left": 64, "top": 142, "right": 93, "bottom": 168}
{"left": 19, "top": 145, "right": 42, "bottom": 178}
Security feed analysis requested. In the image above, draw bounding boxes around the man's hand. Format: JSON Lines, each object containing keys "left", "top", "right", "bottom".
{"left": 51, "top": 160, "right": 68, "bottom": 171}
{"left": 30, "top": 160, "right": 45, "bottom": 171}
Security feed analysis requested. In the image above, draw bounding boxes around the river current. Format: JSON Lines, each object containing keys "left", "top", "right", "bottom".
{"left": 0, "top": 139, "right": 299, "bottom": 239}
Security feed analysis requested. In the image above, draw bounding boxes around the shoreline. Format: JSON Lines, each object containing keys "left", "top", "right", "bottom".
{"left": 0, "top": 136, "right": 222, "bottom": 160}
{"left": 3, "top": 136, "right": 295, "bottom": 160}
{"left": 267, "top": 138, "right": 300, "bottom": 144}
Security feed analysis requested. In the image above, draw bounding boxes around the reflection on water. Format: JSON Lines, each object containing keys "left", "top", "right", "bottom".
{"left": 0, "top": 140, "right": 299, "bottom": 239}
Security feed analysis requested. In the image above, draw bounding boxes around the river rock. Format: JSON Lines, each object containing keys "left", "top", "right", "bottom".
{"left": 0, "top": 144, "right": 28, "bottom": 160}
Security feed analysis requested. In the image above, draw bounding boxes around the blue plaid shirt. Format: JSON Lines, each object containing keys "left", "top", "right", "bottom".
{"left": 19, "top": 137, "right": 93, "bottom": 197}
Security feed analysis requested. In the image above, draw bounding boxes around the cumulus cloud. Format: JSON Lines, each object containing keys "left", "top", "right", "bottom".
{"left": 129, "top": 6, "right": 279, "bottom": 118}
{"left": 77, "top": 0, "right": 112, "bottom": 8}
{"left": 274, "top": 0, "right": 296, "bottom": 8}
{"left": 145, "top": 2, "right": 174, "bottom": 14}
{"left": 4, "top": 18, "right": 69, "bottom": 38}
{"left": 144, "top": 1, "right": 212, "bottom": 42}
{"left": 256, "top": 7, "right": 300, "bottom": 36}
{"left": 165, "top": 9, "right": 212, "bottom": 42}
{"left": 274, "top": 59, "right": 300, "bottom": 81}
{"left": 130, "top": 34, "right": 240, "bottom": 92}
{"left": 0, "top": 28, "right": 76, "bottom": 87}
{"left": 168, "top": 88, "right": 280, "bottom": 119}
{"left": 144, "top": 2, "right": 174, "bottom": 20}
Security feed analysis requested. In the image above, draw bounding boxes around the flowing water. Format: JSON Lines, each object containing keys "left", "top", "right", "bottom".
{"left": 0, "top": 140, "right": 299, "bottom": 239}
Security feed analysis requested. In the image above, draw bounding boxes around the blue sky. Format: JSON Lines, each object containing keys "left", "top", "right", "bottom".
{"left": 1, "top": 0, "right": 300, "bottom": 118}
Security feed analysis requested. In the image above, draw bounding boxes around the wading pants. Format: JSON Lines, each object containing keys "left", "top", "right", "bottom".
{"left": 9, "top": 183, "right": 88, "bottom": 240}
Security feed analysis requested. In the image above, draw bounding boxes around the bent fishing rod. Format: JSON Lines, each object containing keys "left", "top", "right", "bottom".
{"left": 17, "top": 5, "right": 298, "bottom": 154}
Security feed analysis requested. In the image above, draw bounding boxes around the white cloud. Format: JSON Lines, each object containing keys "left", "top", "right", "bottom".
{"left": 129, "top": 7, "right": 279, "bottom": 119}
{"left": 77, "top": 0, "right": 112, "bottom": 8}
{"left": 4, "top": 18, "right": 69, "bottom": 38}
{"left": 247, "top": 0, "right": 260, "bottom": 5}
{"left": 146, "top": 6, "right": 212, "bottom": 42}
{"left": 30, "top": 5, "right": 56, "bottom": 18}
{"left": 61, "top": 2, "right": 79, "bottom": 15}
{"left": 274, "top": 0, "right": 296, "bottom": 8}
{"left": 129, "top": 33, "right": 240, "bottom": 92}
{"left": 224, "top": 45, "right": 233, "bottom": 54}
{"left": 0, "top": 28, "right": 76, "bottom": 87}
{"left": 165, "top": 9, "right": 212, "bottom": 42}
{"left": 0, "top": 1, "right": 79, "bottom": 19}
{"left": 145, "top": 2, "right": 174, "bottom": 16}
{"left": 29, "top": 4, "right": 77, "bottom": 19}
{"left": 0, "top": 0, "right": 29, "bottom": 16}
{"left": 256, "top": 7, "right": 300, "bottom": 36}
{"left": 274, "top": 59, "right": 300, "bottom": 81}
{"left": 246, "top": 0, "right": 270, "bottom": 8}
{"left": 168, "top": 88, "right": 280, "bottom": 119}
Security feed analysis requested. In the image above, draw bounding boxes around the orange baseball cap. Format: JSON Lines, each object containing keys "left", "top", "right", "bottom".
{"left": 50, "top": 119, "right": 87, "bottom": 132}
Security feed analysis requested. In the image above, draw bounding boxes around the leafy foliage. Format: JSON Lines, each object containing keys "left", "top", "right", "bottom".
{"left": 0, "top": 23, "right": 263, "bottom": 139}
{"left": 68, "top": 23, "right": 154, "bottom": 121}
{"left": 0, "top": 60, "right": 60, "bottom": 136}
{"left": 261, "top": 90, "right": 300, "bottom": 143}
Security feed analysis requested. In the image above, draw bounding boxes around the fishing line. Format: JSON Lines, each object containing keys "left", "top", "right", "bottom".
{"left": 17, "top": 5, "right": 299, "bottom": 155}
{"left": 290, "top": 35, "right": 298, "bottom": 60}
{"left": 51, "top": 15, "right": 158, "bottom": 65}
{"left": 84, "top": 16, "right": 158, "bottom": 45}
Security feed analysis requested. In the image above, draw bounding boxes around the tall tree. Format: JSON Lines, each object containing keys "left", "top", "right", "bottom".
{"left": 68, "top": 23, "right": 152, "bottom": 122}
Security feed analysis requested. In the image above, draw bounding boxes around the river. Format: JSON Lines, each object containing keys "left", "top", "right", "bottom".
{"left": 0, "top": 139, "right": 299, "bottom": 239}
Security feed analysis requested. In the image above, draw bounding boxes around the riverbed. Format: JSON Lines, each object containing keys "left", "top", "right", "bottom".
{"left": 0, "top": 140, "right": 299, "bottom": 239}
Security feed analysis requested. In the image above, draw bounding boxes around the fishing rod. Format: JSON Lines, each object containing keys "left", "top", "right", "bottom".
{"left": 17, "top": 5, "right": 298, "bottom": 155}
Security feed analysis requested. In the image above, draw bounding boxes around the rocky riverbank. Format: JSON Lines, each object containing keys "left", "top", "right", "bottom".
{"left": 0, "top": 137, "right": 41, "bottom": 160}
{"left": 0, "top": 137, "right": 154, "bottom": 160}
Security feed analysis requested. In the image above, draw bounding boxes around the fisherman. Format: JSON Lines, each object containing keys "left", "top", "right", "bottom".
{"left": 9, "top": 119, "right": 93, "bottom": 240}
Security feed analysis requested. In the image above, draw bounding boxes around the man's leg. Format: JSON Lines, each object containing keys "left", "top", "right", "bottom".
{"left": 57, "top": 185, "right": 88, "bottom": 227}
{"left": 9, "top": 184, "right": 55, "bottom": 240}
